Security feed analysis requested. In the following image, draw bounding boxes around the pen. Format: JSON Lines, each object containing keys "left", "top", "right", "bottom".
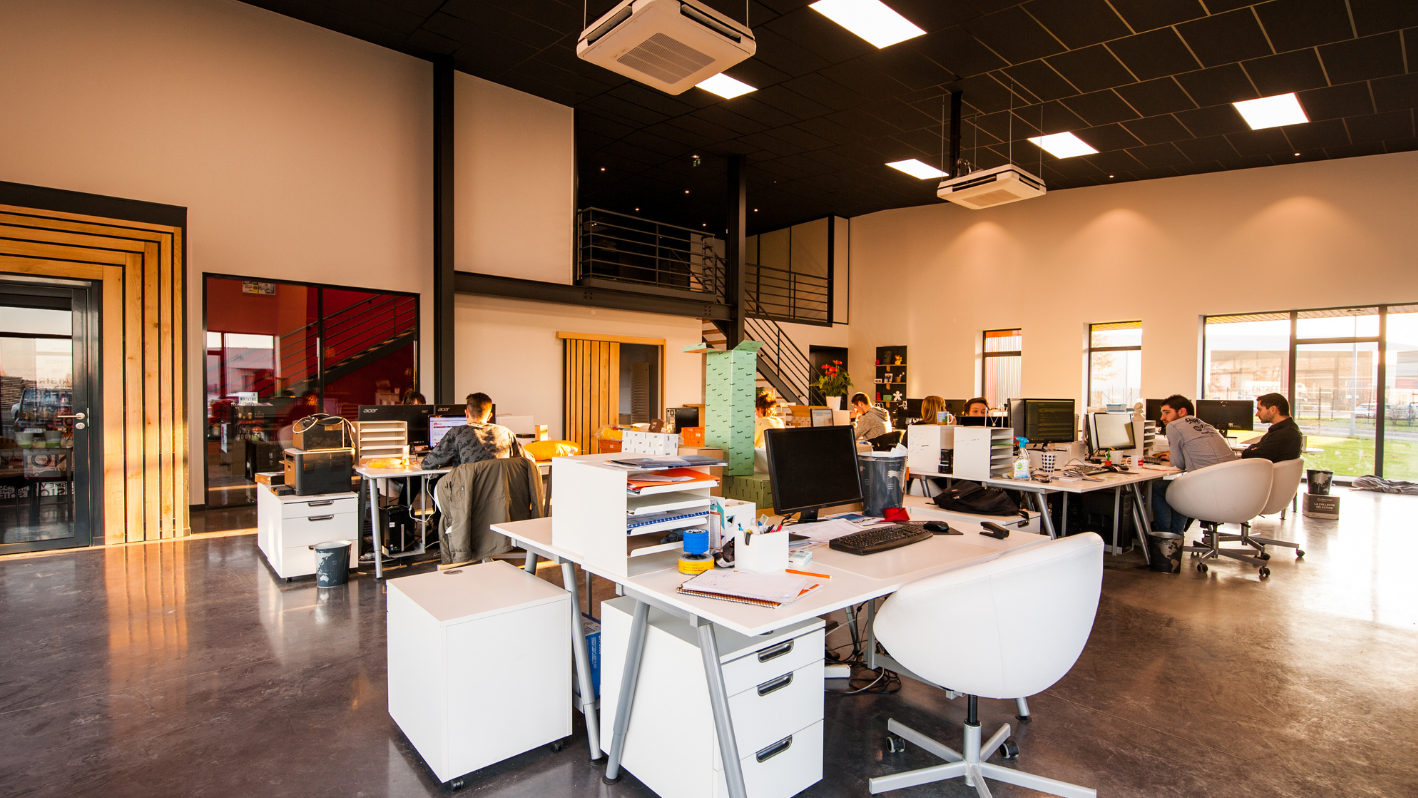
{"left": 785, "top": 568, "right": 831, "bottom": 579}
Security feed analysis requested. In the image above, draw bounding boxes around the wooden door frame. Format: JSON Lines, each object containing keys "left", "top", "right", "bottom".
{"left": 557, "top": 332, "right": 666, "bottom": 449}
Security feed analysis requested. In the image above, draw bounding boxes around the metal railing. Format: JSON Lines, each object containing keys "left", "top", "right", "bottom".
{"left": 741, "top": 293, "right": 814, "bottom": 404}
{"left": 277, "top": 294, "right": 417, "bottom": 390}
{"left": 576, "top": 208, "right": 725, "bottom": 298}
{"left": 748, "top": 262, "right": 829, "bottom": 324}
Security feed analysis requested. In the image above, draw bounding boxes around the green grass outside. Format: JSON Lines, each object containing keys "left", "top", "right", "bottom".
{"left": 1301, "top": 434, "right": 1418, "bottom": 481}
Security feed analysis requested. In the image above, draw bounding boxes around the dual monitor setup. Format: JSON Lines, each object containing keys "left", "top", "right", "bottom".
{"left": 357, "top": 404, "right": 497, "bottom": 449}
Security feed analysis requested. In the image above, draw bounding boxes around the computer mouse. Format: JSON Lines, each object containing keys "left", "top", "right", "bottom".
{"left": 923, "top": 521, "right": 957, "bottom": 534}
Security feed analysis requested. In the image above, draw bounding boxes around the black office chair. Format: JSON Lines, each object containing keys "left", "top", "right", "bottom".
{"left": 869, "top": 431, "right": 904, "bottom": 451}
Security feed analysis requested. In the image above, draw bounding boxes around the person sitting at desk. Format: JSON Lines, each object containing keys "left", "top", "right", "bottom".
{"left": 1152, "top": 394, "right": 1236, "bottom": 534}
{"left": 1240, "top": 392, "right": 1303, "bottom": 462}
{"left": 964, "top": 397, "right": 989, "bottom": 417}
{"left": 754, "top": 390, "right": 785, "bottom": 447}
{"left": 850, "top": 392, "right": 892, "bottom": 441}
{"left": 421, "top": 392, "right": 521, "bottom": 468}
{"left": 918, "top": 395, "right": 948, "bottom": 424}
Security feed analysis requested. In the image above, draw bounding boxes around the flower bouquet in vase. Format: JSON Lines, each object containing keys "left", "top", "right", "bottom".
{"left": 812, "top": 361, "right": 852, "bottom": 410}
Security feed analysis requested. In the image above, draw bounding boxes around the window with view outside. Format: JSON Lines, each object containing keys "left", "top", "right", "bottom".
{"left": 1295, "top": 308, "right": 1379, "bottom": 479}
{"left": 1383, "top": 306, "right": 1418, "bottom": 481}
{"left": 1203, "top": 313, "right": 1291, "bottom": 439}
{"left": 1088, "top": 322, "right": 1141, "bottom": 408}
{"left": 982, "top": 329, "right": 1021, "bottom": 408}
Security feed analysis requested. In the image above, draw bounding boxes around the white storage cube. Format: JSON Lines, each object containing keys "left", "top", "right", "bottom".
{"left": 599, "top": 597, "right": 824, "bottom": 798}
{"left": 386, "top": 561, "right": 571, "bottom": 784}
{"left": 255, "top": 483, "right": 358, "bottom": 579}
{"left": 623, "top": 430, "right": 681, "bottom": 455}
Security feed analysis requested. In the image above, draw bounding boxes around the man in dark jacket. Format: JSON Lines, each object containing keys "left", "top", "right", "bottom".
{"left": 421, "top": 392, "right": 521, "bottom": 468}
{"left": 1241, "top": 393, "right": 1303, "bottom": 462}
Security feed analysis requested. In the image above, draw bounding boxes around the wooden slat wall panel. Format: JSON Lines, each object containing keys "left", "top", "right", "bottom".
{"left": 0, "top": 205, "right": 187, "bottom": 545}
{"left": 561, "top": 337, "right": 625, "bottom": 454}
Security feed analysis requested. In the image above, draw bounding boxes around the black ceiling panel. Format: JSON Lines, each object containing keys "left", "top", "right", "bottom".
{"left": 240, "top": 0, "right": 1418, "bottom": 232}
{"left": 1241, "top": 50, "right": 1329, "bottom": 96}
{"left": 1253, "top": 0, "right": 1355, "bottom": 52}
{"left": 963, "top": 7, "right": 1068, "bottom": 65}
{"left": 1318, "top": 33, "right": 1406, "bottom": 86}
{"left": 1115, "top": 77, "right": 1197, "bottom": 116}
{"left": 1023, "top": 0, "right": 1131, "bottom": 49}
{"left": 1176, "top": 9, "right": 1273, "bottom": 68}
{"left": 1107, "top": 28, "right": 1203, "bottom": 81}
{"left": 1062, "top": 90, "right": 1140, "bottom": 126}
{"left": 1046, "top": 45, "right": 1137, "bottom": 93}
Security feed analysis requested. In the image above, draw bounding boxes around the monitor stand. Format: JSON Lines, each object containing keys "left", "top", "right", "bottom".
{"left": 797, "top": 508, "right": 822, "bottom": 524}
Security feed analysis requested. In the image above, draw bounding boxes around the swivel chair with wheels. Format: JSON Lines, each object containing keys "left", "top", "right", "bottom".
{"left": 1222, "top": 458, "right": 1306, "bottom": 561}
{"left": 1168, "top": 459, "right": 1274, "bottom": 578}
{"left": 868, "top": 533, "right": 1104, "bottom": 798}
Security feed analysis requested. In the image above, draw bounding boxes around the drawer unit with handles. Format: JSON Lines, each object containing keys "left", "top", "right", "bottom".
{"left": 256, "top": 482, "right": 360, "bottom": 580}
{"left": 599, "top": 597, "right": 825, "bottom": 798}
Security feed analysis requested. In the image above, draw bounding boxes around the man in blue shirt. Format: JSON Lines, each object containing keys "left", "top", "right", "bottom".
{"left": 1152, "top": 394, "right": 1235, "bottom": 534}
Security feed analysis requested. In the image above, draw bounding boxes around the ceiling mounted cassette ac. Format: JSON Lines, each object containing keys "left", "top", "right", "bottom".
{"left": 577, "top": 0, "right": 756, "bottom": 95}
{"left": 936, "top": 165, "right": 1047, "bottom": 210}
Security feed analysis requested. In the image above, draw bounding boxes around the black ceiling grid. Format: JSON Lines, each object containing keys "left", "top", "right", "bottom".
{"left": 241, "top": 0, "right": 1418, "bottom": 234}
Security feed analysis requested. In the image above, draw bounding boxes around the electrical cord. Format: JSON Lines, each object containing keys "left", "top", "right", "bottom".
{"left": 823, "top": 601, "right": 902, "bottom": 696}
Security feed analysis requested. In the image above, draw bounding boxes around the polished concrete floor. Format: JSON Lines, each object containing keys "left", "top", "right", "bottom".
{"left": 2, "top": 489, "right": 1416, "bottom": 797}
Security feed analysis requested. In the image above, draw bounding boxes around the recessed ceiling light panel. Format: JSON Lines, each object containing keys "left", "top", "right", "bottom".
{"left": 810, "top": 0, "right": 924, "bottom": 49}
{"left": 1027, "top": 132, "right": 1098, "bottom": 159}
{"left": 1233, "top": 93, "right": 1309, "bottom": 130}
{"left": 697, "top": 73, "right": 756, "bottom": 99}
{"left": 886, "top": 159, "right": 948, "bottom": 179}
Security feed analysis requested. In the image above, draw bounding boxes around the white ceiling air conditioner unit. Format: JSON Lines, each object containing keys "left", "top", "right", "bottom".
{"left": 577, "top": 0, "right": 756, "bottom": 95}
{"left": 936, "top": 164, "right": 1047, "bottom": 210}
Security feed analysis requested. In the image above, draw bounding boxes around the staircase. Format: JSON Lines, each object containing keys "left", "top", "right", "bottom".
{"left": 700, "top": 300, "right": 814, "bottom": 405}
{"left": 276, "top": 294, "right": 418, "bottom": 404}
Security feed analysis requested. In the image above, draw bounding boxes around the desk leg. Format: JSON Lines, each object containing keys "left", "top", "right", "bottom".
{"left": 844, "top": 603, "right": 862, "bottom": 657}
{"left": 368, "top": 476, "right": 384, "bottom": 579}
{"left": 603, "top": 600, "right": 649, "bottom": 783}
{"left": 864, "top": 599, "right": 879, "bottom": 669}
{"left": 1111, "top": 488, "right": 1122, "bottom": 555}
{"left": 1060, "top": 493, "right": 1069, "bottom": 537}
{"left": 1128, "top": 484, "right": 1153, "bottom": 566}
{"left": 560, "top": 561, "right": 602, "bottom": 761}
{"left": 697, "top": 623, "right": 748, "bottom": 798}
{"left": 1031, "top": 493, "right": 1057, "bottom": 539}
{"left": 524, "top": 551, "right": 538, "bottom": 573}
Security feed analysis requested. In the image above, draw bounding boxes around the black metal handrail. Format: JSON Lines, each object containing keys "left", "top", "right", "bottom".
{"left": 742, "top": 292, "right": 814, "bottom": 403}
{"left": 577, "top": 207, "right": 725, "bottom": 298}
{"left": 277, "top": 295, "right": 416, "bottom": 388}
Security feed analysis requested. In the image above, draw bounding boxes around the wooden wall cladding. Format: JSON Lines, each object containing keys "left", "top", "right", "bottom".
{"left": 0, "top": 204, "right": 187, "bottom": 544}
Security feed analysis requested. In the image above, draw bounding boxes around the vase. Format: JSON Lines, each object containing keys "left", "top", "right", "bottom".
{"left": 827, "top": 395, "right": 844, "bottom": 410}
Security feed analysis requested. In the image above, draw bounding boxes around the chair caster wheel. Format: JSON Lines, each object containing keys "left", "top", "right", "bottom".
{"left": 1000, "top": 739, "right": 1019, "bottom": 759}
{"left": 887, "top": 734, "right": 908, "bottom": 753}
{"left": 550, "top": 739, "right": 567, "bottom": 753}
{"left": 1258, "top": 566, "right": 1270, "bottom": 579}
{"left": 446, "top": 778, "right": 465, "bottom": 791}
{"left": 1197, "top": 563, "right": 1208, "bottom": 573}
{"left": 1296, "top": 550, "right": 1305, "bottom": 558}
{"left": 1258, "top": 552, "right": 1271, "bottom": 560}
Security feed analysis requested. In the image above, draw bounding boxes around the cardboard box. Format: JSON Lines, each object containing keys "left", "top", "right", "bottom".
{"left": 1303, "top": 493, "right": 1340, "bottom": 519}
{"left": 679, "top": 426, "right": 705, "bottom": 446}
{"left": 722, "top": 473, "right": 773, "bottom": 508}
{"left": 622, "top": 430, "right": 680, "bottom": 455}
{"left": 597, "top": 438, "right": 622, "bottom": 454}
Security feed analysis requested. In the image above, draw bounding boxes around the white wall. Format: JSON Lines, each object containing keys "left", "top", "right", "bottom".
{"left": 454, "top": 73, "right": 576, "bottom": 284}
{"left": 454, "top": 295, "right": 704, "bottom": 440}
{"left": 847, "top": 151, "right": 1418, "bottom": 409}
{"left": 0, "top": 0, "right": 435, "bottom": 504}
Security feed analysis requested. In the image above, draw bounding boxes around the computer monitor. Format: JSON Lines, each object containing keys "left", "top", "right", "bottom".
{"left": 942, "top": 399, "right": 969, "bottom": 419}
{"left": 1089, "top": 412, "right": 1135, "bottom": 452}
{"left": 809, "top": 408, "right": 834, "bottom": 427}
{"left": 428, "top": 415, "right": 465, "bottom": 448}
{"left": 1195, "top": 399, "right": 1254, "bottom": 435}
{"left": 1144, "top": 398, "right": 1166, "bottom": 423}
{"left": 763, "top": 426, "right": 863, "bottom": 523}
{"left": 1009, "top": 399, "right": 1076, "bottom": 444}
{"left": 358, "top": 403, "right": 480, "bottom": 447}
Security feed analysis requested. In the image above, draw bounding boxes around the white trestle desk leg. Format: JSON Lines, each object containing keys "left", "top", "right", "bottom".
{"left": 524, "top": 551, "right": 538, "bottom": 573}
{"left": 367, "top": 475, "right": 384, "bottom": 579}
{"left": 560, "top": 561, "right": 601, "bottom": 760}
{"left": 603, "top": 599, "right": 650, "bottom": 783}
{"left": 1060, "top": 493, "right": 1069, "bottom": 536}
{"left": 1031, "top": 492, "right": 1056, "bottom": 538}
{"left": 695, "top": 620, "right": 749, "bottom": 798}
{"left": 1128, "top": 484, "right": 1153, "bottom": 566}
{"left": 1111, "top": 488, "right": 1123, "bottom": 554}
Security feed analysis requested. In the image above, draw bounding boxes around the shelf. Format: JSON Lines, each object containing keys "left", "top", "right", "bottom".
{"left": 627, "top": 494, "right": 712, "bottom": 516}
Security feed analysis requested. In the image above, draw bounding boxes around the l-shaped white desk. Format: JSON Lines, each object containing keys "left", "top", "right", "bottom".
{"left": 492, "top": 510, "right": 1051, "bottom": 798}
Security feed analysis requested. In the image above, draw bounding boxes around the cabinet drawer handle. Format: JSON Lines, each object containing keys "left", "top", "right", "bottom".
{"left": 307, "top": 500, "right": 335, "bottom": 507}
{"left": 756, "top": 672, "right": 793, "bottom": 697}
{"left": 757, "top": 639, "right": 793, "bottom": 663}
{"left": 755, "top": 735, "right": 793, "bottom": 763}
{"left": 308, "top": 515, "right": 334, "bottom": 522}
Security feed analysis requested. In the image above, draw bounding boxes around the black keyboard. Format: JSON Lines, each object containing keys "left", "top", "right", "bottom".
{"left": 829, "top": 524, "right": 934, "bottom": 556}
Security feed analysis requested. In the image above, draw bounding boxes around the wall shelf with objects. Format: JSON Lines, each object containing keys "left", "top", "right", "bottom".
{"left": 874, "top": 346, "right": 907, "bottom": 417}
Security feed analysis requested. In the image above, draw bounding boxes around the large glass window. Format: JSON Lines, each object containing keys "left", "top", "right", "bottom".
{"left": 1384, "top": 306, "right": 1418, "bottom": 480}
{"left": 1203, "top": 313, "right": 1291, "bottom": 437}
{"left": 982, "top": 329, "right": 1021, "bottom": 407}
{"left": 203, "top": 276, "right": 418, "bottom": 507}
{"left": 1088, "top": 321, "right": 1141, "bottom": 407}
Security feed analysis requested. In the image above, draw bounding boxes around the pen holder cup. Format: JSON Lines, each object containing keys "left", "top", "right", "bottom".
{"left": 735, "top": 527, "right": 789, "bottom": 574}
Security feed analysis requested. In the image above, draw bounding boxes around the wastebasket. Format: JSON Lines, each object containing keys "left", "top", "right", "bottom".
{"left": 858, "top": 453, "right": 907, "bottom": 517}
{"left": 1146, "top": 532, "right": 1183, "bottom": 573}
{"left": 1306, "top": 469, "right": 1333, "bottom": 496}
{"left": 314, "top": 540, "right": 352, "bottom": 587}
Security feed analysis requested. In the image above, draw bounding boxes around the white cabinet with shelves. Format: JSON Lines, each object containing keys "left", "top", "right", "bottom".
{"left": 951, "top": 426, "right": 1015, "bottom": 480}
{"left": 256, "top": 482, "right": 358, "bottom": 579}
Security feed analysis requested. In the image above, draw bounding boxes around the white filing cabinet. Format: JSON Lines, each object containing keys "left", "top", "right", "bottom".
{"left": 386, "top": 561, "right": 572, "bottom": 785}
{"left": 255, "top": 482, "right": 358, "bottom": 580}
{"left": 600, "top": 597, "right": 825, "bottom": 798}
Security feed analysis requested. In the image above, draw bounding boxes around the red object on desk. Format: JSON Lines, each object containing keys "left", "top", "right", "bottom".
{"left": 883, "top": 506, "right": 910, "bottom": 523}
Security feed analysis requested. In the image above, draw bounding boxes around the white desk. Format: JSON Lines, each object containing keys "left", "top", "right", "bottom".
{"left": 354, "top": 463, "right": 451, "bottom": 579}
{"left": 492, "top": 514, "right": 1049, "bottom": 798}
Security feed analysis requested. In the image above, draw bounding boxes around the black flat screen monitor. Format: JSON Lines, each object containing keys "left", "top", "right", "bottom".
{"left": 1009, "top": 399, "right": 1076, "bottom": 444}
{"left": 764, "top": 426, "right": 863, "bottom": 523}
{"left": 942, "top": 399, "right": 969, "bottom": 419}
{"left": 358, "top": 403, "right": 483, "bottom": 447}
{"left": 1195, "top": 399, "right": 1254, "bottom": 434}
{"left": 1089, "top": 413, "right": 1135, "bottom": 452}
{"left": 1144, "top": 398, "right": 1166, "bottom": 423}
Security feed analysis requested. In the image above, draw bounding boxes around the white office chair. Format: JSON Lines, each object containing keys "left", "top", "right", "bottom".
{"left": 868, "top": 533, "right": 1104, "bottom": 798}
{"left": 1227, "top": 458, "right": 1306, "bottom": 559}
{"left": 1169, "top": 459, "right": 1274, "bottom": 578}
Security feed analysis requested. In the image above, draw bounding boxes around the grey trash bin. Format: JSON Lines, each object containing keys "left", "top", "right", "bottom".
{"left": 1146, "top": 532, "right": 1183, "bottom": 573}
{"left": 1306, "top": 469, "right": 1333, "bottom": 496}
{"left": 314, "top": 540, "right": 352, "bottom": 587}
{"left": 858, "top": 454, "right": 907, "bottom": 517}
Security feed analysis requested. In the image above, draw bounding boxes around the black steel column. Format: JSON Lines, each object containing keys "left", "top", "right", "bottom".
{"left": 433, "top": 58, "right": 456, "bottom": 404}
{"left": 949, "top": 91, "right": 963, "bottom": 177}
{"left": 726, "top": 155, "right": 747, "bottom": 348}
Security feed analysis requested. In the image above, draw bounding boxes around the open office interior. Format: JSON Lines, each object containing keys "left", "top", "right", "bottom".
{"left": 2, "top": 0, "right": 1417, "bottom": 796}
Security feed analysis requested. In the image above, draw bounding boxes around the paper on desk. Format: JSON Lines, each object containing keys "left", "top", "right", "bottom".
{"left": 680, "top": 569, "right": 808, "bottom": 602}
{"left": 790, "top": 518, "right": 866, "bottom": 542}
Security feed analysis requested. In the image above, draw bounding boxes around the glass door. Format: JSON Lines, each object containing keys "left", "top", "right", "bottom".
{"left": 0, "top": 282, "right": 96, "bottom": 553}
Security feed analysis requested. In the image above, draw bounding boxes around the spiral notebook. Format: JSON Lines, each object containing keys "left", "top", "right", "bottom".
{"left": 675, "top": 570, "right": 823, "bottom": 608}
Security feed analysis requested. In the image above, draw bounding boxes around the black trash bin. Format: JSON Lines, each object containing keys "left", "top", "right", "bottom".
{"left": 1146, "top": 532, "right": 1183, "bottom": 573}
{"left": 314, "top": 540, "right": 352, "bottom": 587}
{"left": 858, "top": 453, "right": 907, "bottom": 517}
{"left": 1306, "top": 469, "right": 1333, "bottom": 496}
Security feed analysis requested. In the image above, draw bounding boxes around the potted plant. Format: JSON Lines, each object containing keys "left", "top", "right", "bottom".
{"left": 812, "top": 361, "right": 852, "bottom": 410}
